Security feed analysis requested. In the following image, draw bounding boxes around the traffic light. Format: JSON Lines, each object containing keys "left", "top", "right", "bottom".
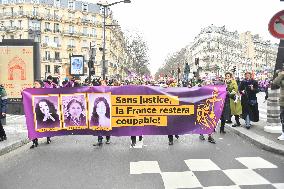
{"left": 195, "top": 58, "right": 199, "bottom": 65}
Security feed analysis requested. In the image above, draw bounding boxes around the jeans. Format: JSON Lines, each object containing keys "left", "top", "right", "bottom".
{"left": 245, "top": 115, "right": 250, "bottom": 127}
{"left": 280, "top": 106, "right": 284, "bottom": 133}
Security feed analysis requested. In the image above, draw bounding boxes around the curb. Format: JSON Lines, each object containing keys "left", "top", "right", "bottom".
{"left": 227, "top": 126, "right": 284, "bottom": 156}
{"left": 0, "top": 138, "right": 30, "bottom": 156}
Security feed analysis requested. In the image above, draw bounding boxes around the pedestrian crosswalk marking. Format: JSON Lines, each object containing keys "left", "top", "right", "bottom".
{"left": 130, "top": 157, "right": 282, "bottom": 189}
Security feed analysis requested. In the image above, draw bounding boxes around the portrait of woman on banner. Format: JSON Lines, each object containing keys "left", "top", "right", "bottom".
{"left": 64, "top": 98, "right": 87, "bottom": 127}
{"left": 90, "top": 96, "right": 111, "bottom": 128}
{"left": 35, "top": 98, "right": 60, "bottom": 128}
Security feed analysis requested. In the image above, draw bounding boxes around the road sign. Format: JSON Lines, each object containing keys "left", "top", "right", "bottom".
{"left": 268, "top": 10, "right": 284, "bottom": 39}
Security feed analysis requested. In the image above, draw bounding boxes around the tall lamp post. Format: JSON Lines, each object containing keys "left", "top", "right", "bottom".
{"left": 97, "top": 0, "right": 131, "bottom": 80}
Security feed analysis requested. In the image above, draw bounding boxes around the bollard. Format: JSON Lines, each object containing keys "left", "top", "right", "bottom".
{"left": 264, "top": 88, "right": 282, "bottom": 133}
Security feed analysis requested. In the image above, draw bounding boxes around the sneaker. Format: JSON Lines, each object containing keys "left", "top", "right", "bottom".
{"left": 139, "top": 136, "right": 143, "bottom": 141}
{"left": 175, "top": 135, "right": 179, "bottom": 139}
{"left": 277, "top": 133, "right": 284, "bottom": 141}
{"left": 232, "top": 123, "right": 241, "bottom": 127}
{"left": 208, "top": 136, "right": 216, "bottom": 144}
{"left": 131, "top": 142, "right": 136, "bottom": 147}
{"left": 168, "top": 141, "right": 173, "bottom": 145}
{"left": 199, "top": 135, "right": 205, "bottom": 140}
{"left": 105, "top": 139, "right": 110, "bottom": 144}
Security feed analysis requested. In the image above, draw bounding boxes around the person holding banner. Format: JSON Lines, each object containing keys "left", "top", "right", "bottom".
{"left": 30, "top": 80, "right": 56, "bottom": 148}
{"left": 44, "top": 75, "right": 57, "bottom": 88}
{"left": 92, "top": 80, "right": 111, "bottom": 146}
{"left": 0, "top": 84, "right": 7, "bottom": 142}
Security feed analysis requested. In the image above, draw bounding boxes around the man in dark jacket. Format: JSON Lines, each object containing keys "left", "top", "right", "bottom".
{"left": 239, "top": 72, "right": 259, "bottom": 129}
{"left": 0, "top": 85, "right": 8, "bottom": 141}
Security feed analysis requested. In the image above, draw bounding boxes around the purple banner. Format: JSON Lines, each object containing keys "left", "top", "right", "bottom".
{"left": 22, "top": 85, "right": 226, "bottom": 139}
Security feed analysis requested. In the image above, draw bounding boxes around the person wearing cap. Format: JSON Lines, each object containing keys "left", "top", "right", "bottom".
{"left": 0, "top": 84, "right": 7, "bottom": 142}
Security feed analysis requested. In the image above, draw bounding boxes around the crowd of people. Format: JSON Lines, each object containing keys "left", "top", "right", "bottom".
{"left": 0, "top": 71, "right": 283, "bottom": 149}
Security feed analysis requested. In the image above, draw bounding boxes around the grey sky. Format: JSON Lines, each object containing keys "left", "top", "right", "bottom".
{"left": 91, "top": 0, "right": 283, "bottom": 74}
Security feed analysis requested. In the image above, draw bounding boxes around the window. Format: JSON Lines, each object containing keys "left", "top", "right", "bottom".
{"left": 68, "top": 12, "right": 74, "bottom": 19}
{"left": 68, "top": 0, "right": 75, "bottom": 10}
{"left": 10, "top": 35, "right": 14, "bottom": 39}
{"left": 82, "top": 40, "right": 87, "bottom": 47}
{"left": 69, "top": 25, "right": 74, "bottom": 33}
{"left": 69, "top": 39, "right": 75, "bottom": 47}
{"left": 91, "top": 28, "right": 96, "bottom": 36}
{"left": 2, "top": 0, "right": 8, "bottom": 4}
{"left": 19, "top": 6, "right": 23, "bottom": 15}
{"left": 82, "top": 3, "right": 88, "bottom": 12}
{"left": 54, "top": 37, "right": 59, "bottom": 44}
{"left": 83, "top": 27, "right": 87, "bottom": 35}
{"left": 32, "top": 7, "right": 38, "bottom": 16}
{"left": 44, "top": 36, "right": 49, "bottom": 43}
{"left": 92, "top": 15, "right": 96, "bottom": 23}
{"left": 18, "top": 20, "right": 22, "bottom": 28}
{"left": 54, "top": 65, "right": 60, "bottom": 74}
{"left": 54, "top": 0, "right": 60, "bottom": 7}
{"left": 45, "top": 22, "right": 50, "bottom": 30}
{"left": 54, "top": 23, "right": 60, "bottom": 32}
{"left": 45, "top": 8, "right": 50, "bottom": 15}
{"left": 45, "top": 65, "right": 51, "bottom": 73}
{"left": 31, "top": 0, "right": 39, "bottom": 3}
{"left": 18, "top": 0, "right": 24, "bottom": 3}
{"left": 54, "top": 10, "right": 59, "bottom": 18}
{"left": 55, "top": 52, "right": 60, "bottom": 60}
{"left": 10, "top": 20, "right": 14, "bottom": 27}
{"left": 45, "top": 51, "right": 50, "bottom": 60}
{"left": 19, "top": 34, "right": 22, "bottom": 39}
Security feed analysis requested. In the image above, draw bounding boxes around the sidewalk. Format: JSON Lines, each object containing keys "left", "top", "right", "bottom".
{"left": 0, "top": 115, "right": 29, "bottom": 156}
{"left": 0, "top": 115, "right": 284, "bottom": 156}
{"left": 226, "top": 119, "right": 284, "bottom": 156}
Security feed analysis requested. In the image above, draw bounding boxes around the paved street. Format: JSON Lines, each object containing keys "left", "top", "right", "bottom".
{"left": 1, "top": 92, "right": 284, "bottom": 189}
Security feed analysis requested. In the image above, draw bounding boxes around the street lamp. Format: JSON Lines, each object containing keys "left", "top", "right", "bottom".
{"left": 97, "top": 0, "right": 131, "bottom": 80}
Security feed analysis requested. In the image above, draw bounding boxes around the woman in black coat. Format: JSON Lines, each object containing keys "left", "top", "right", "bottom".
{"left": 239, "top": 72, "right": 259, "bottom": 129}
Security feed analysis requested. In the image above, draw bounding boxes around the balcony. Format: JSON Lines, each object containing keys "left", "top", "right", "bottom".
{"left": 54, "top": 15, "right": 62, "bottom": 21}
{"left": 42, "top": 57, "right": 51, "bottom": 62}
{"left": 54, "top": 58, "right": 62, "bottom": 63}
{"left": 5, "top": 26, "right": 19, "bottom": 32}
{"left": 67, "top": 45, "right": 75, "bottom": 50}
{"left": 63, "top": 30, "right": 80, "bottom": 37}
{"left": 28, "top": 27, "right": 41, "bottom": 34}
{"left": 53, "top": 29, "right": 61, "bottom": 33}
{"left": 81, "top": 46, "right": 89, "bottom": 50}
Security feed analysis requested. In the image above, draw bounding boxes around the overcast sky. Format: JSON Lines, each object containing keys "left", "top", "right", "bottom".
{"left": 89, "top": 0, "right": 283, "bottom": 75}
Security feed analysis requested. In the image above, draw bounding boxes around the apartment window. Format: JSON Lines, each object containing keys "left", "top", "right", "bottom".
{"left": 69, "top": 39, "right": 75, "bottom": 47}
{"left": 92, "top": 28, "right": 96, "bottom": 36}
{"left": 45, "top": 8, "right": 50, "bottom": 15}
{"left": 11, "top": 7, "right": 14, "bottom": 15}
{"left": 45, "top": 51, "right": 50, "bottom": 60}
{"left": 19, "top": 34, "right": 22, "bottom": 39}
{"left": 69, "top": 25, "right": 74, "bottom": 33}
{"left": 45, "top": 22, "right": 50, "bottom": 30}
{"left": 55, "top": 52, "right": 60, "bottom": 60}
{"left": 82, "top": 3, "right": 88, "bottom": 12}
{"left": 68, "top": 0, "right": 75, "bottom": 10}
{"left": 10, "top": 20, "right": 14, "bottom": 27}
{"left": 45, "top": 65, "right": 51, "bottom": 73}
{"left": 68, "top": 12, "right": 74, "bottom": 19}
{"left": 54, "top": 10, "right": 59, "bottom": 18}
{"left": 83, "top": 27, "right": 87, "bottom": 35}
{"left": 82, "top": 40, "right": 87, "bottom": 47}
{"left": 44, "top": 36, "right": 49, "bottom": 44}
{"left": 54, "top": 0, "right": 60, "bottom": 7}
{"left": 54, "top": 23, "right": 60, "bottom": 32}
{"left": 32, "top": 7, "right": 38, "bottom": 16}
{"left": 19, "top": 6, "right": 23, "bottom": 15}
{"left": 18, "top": 20, "right": 22, "bottom": 28}
{"left": 54, "top": 37, "right": 59, "bottom": 44}
{"left": 31, "top": 0, "right": 39, "bottom": 3}
{"left": 92, "top": 15, "right": 96, "bottom": 23}
{"left": 54, "top": 65, "right": 60, "bottom": 74}
{"left": 2, "top": 0, "right": 8, "bottom": 4}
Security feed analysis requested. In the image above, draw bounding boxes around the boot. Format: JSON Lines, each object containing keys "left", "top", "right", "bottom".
{"left": 220, "top": 126, "right": 226, "bottom": 134}
{"left": 139, "top": 136, "right": 143, "bottom": 141}
{"left": 208, "top": 136, "right": 216, "bottom": 144}
{"left": 46, "top": 137, "right": 51, "bottom": 144}
{"left": 131, "top": 136, "right": 136, "bottom": 147}
{"left": 30, "top": 138, "right": 38, "bottom": 149}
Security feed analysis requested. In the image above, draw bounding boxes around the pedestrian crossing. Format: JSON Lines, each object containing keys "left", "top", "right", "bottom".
{"left": 130, "top": 157, "right": 284, "bottom": 189}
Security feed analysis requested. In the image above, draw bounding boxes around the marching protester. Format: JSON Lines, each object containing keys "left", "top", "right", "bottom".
{"left": 225, "top": 72, "right": 242, "bottom": 128}
{"left": 0, "top": 84, "right": 7, "bottom": 142}
{"left": 93, "top": 79, "right": 111, "bottom": 146}
{"left": 239, "top": 72, "right": 259, "bottom": 129}
{"left": 272, "top": 70, "right": 284, "bottom": 140}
